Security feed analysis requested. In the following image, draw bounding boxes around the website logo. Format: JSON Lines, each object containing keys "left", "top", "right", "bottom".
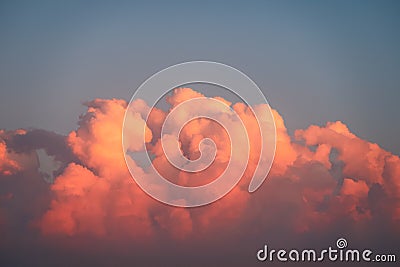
{"left": 122, "top": 61, "right": 276, "bottom": 207}
{"left": 257, "top": 238, "right": 397, "bottom": 263}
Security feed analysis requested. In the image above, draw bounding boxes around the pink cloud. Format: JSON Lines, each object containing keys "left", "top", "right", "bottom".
{"left": 31, "top": 88, "right": 400, "bottom": 241}
{"left": 0, "top": 88, "right": 398, "bottom": 259}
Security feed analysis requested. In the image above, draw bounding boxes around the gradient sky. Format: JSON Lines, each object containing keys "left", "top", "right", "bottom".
{"left": 1, "top": 2, "right": 400, "bottom": 266}
{"left": 1, "top": 0, "right": 399, "bottom": 154}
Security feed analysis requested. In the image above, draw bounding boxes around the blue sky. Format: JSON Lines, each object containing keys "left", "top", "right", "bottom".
{"left": 0, "top": 0, "right": 399, "bottom": 154}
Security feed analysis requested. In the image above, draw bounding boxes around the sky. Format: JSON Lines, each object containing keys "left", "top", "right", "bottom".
{"left": 1, "top": 1, "right": 400, "bottom": 266}
{"left": 0, "top": 0, "right": 399, "bottom": 154}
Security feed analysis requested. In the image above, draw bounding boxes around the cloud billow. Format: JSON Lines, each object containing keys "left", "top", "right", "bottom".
{"left": 0, "top": 88, "right": 399, "bottom": 266}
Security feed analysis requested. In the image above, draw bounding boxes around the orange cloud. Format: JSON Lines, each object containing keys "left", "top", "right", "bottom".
{"left": 1, "top": 88, "right": 391, "bottom": 241}
{"left": 0, "top": 136, "right": 21, "bottom": 176}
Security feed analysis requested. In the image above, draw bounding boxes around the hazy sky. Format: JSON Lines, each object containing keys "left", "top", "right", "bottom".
{"left": 1, "top": 0, "right": 399, "bottom": 154}
{"left": 1, "top": 2, "right": 400, "bottom": 266}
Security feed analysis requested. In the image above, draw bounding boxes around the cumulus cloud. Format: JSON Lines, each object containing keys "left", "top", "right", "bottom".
{"left": 0, "top": 142, "right": 19, "bottom": 176}
{"left": 32, "top": 88, "right": 400, "bottom": 239}
{"left": 0, "top": 88, "right": 399, "bottom": 266}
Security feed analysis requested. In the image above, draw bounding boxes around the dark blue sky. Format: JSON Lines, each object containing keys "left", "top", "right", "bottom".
{"left": 1, "top": 0, "right": 399, "bottom": 154}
